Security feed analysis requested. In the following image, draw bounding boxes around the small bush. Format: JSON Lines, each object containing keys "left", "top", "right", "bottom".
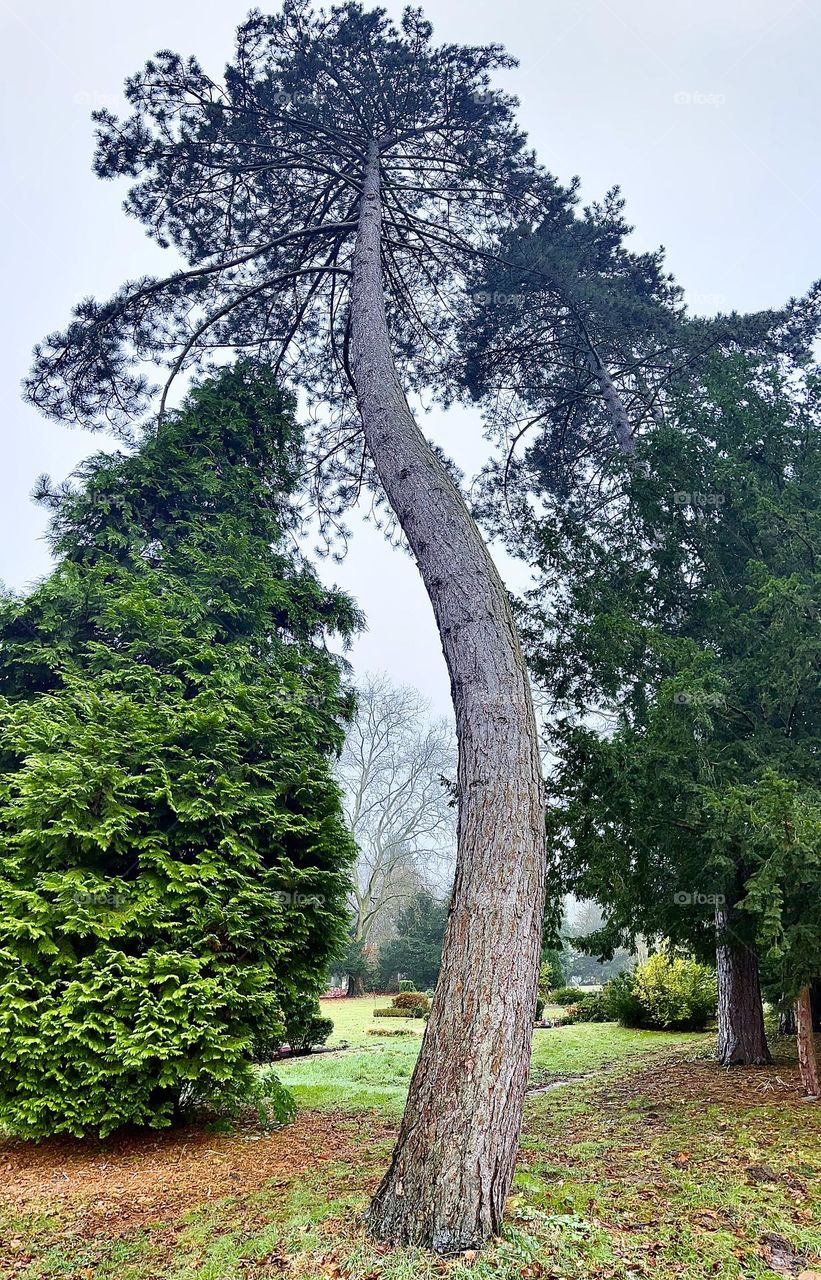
{"left": 535, "top": 996, "right": 545, "bottom": 1022}
{"left": 392, "top": 992, "right": 430, "bottom": 1013}
{"left": 285, "top": 1006, "right": 334, "bottom": 1054}
{"left": 399, "top": 979, "right": 416, "bottom": 992}
{"left": 250, "top": 1068, "right": 298, "bottom": 1127}
{"left": 373, "top": 1006, "right": 419, "bottom": 1018}
{"left": 604, "top": 972, "right": 645, "bottom": 1027}
{"left": 551, "top": 986, "right": 587, "bottom": 1006}
{"left": 560, "top": 993, "right": 612, "bottom": 1024}
{"left": 605, "top": 948, "right": 716, "bottom": 1031}
{"left": 573, "top": 988, "right": 612, "bottom": 1018}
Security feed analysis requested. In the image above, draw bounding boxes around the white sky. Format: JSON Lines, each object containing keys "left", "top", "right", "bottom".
{"left": 1, "top": 0, "right": 818, "bottom": 716}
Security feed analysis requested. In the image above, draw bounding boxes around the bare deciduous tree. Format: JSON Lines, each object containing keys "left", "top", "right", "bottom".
{"left": 338, "top": 674, "right": 455, "bottom": 983}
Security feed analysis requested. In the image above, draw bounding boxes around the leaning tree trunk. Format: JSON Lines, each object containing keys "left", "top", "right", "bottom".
{"left": 715, "top": 904, "right": 771, "bottom": 1066}
{"left": 795, "top": 986, "right": 820, "bottom": 1097}
{"left": 349, "top": 140, "right": 546, "bottom": 1252}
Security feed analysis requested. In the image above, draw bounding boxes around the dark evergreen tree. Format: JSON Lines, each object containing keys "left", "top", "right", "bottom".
{"left": 461, "top": 196, "right": 819, "bottom": 533}
{"left": 0, "top": 362, "right": 359, "bottom": 1138}
{"left": 377, "top": 890, "right": 448, "bottom": 991}
{"left": 522, "top": 352, "right": 821, "bottom": 1072}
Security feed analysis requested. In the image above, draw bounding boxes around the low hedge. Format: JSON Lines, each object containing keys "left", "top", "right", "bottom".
{"left": 392, "top": 991, "right": 430, "bottom": 1012}
{"left": 550, "top": 986, "right": 588, "bottom": 1006}
{"left": 373, "top": 1006, "right": 419, "bottom": 1018}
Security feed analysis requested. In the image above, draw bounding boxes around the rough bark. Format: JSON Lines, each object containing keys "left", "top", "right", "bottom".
{"left": 715, "top": 905, "right": 771, "bottom": 1066}
{"left": 350, "top": 141, "right": 546, "bottom": 1252}
{"left": 795, "top": 986, "right": 820, "bottom": 1097}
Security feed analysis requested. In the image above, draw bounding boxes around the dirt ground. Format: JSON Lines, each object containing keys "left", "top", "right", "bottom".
{"left": 0, "top": 1109, "right": 391, "bottom": 1237}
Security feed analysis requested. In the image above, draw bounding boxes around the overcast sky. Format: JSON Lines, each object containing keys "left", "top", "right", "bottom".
{"left": 2, "top": 0, "right": 818, "bottom": 715}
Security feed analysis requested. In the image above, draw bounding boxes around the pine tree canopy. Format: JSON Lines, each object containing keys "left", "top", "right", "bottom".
{"left": 24, "top": 1, "right": 556, "bottom": 525}
{"left": 0, "top": 361, "right": 360, "bottom": 1138}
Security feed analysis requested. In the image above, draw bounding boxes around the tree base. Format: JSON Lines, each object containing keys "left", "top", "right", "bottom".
{"left": 716, "top": 910, "right": 771, "bottom": 1067}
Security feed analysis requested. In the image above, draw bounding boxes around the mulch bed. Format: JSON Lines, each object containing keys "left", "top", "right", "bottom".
{"left": 0, "top": 1110, "right": 393, "bottom": 1237}
{"left": 608, "top": 1054, "right": 820, "bottom": 1111}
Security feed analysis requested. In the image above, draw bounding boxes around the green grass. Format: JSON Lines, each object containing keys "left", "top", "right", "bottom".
{"left": 318, "top": 996, "right": 428, "bottom": 1047}
{"left": 529, "top": 1020, "right": 712, "bottom": 1082}
{"left": 276, "top": 1041, "right": 417, "bottom": 1112}
{"left": 279, "top": 1003, "right": 713, "bottom": 1111}
{"left": 4, "top": 999, "right": 820, "bottom": 1280}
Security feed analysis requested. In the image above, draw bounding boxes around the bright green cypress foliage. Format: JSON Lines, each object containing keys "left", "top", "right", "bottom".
{"left": 0, "top": 362, "right": 360, "bottom": 1138}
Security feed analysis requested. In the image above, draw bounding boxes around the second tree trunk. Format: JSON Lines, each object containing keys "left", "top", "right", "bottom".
{"left": 715, "top": 905, "right": 771, "bottom": 1066}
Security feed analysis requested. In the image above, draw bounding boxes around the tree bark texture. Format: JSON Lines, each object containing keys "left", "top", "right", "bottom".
{"left": 715, "top": 905, "right": 771, "bottom": 1066}
{"left": 350, "top": 142, "right": 547, "bottom": 1252}
{"left": 795, "top": 986, "right": 821, "bottom": 1097}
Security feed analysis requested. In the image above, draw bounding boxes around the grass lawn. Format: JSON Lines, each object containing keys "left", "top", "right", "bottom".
{"left": 319, "top": 997, "right": 430, "bottom": 1047}
{"left": 2, "top": 999, "right": 819, "bottom": 1280}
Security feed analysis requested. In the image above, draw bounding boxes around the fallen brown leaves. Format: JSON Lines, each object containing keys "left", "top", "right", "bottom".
{"left": 0, "top": 1110, "right": 394, "bottom": 1237}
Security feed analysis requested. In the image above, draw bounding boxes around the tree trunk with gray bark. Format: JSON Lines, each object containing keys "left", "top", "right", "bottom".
{"left": 715, "top": 904, "right": 771, "bottom": 1066}
{"left": 350, "top": 141, "right": 546, "bottom": 1252}
{"left": 795, "top": 986, "right": 820, "bottom": 1097}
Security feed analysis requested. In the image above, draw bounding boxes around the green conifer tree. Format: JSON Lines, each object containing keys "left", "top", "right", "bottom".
{"left": 0, "top": 362, "right": 359, "bottom": 1138}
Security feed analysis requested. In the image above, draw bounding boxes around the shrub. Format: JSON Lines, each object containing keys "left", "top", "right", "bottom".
{"left": 249, "top": 1068, "right": 298, "bottom": 1127}
{"left": 605, "top": 949, "right": 716, "bottom": 1031}
{"left": 367, "top": 1027, "right": 415, "bottom": 1037}
{"left": 535, "top": 996, "right": 545, "bottom": 1022}
{"left": 603, "top": 972, "right": 646, "bottom": 1027}
{"left": 572, "top": 991, "right": 610, "bottom": 1023}
{"left": 399, "top": 979, "right": 416, "bottom": 992}
{"left": 373, "top": 1006, "right": 419, "bottom": 1018}
{"left": 392, "top": 992, "right": 430, "bottom": 1012}
{"left": 551, "top": 986, "right": 587, "bottom": 1006}
{"left": 184, "top": 1064, "right": 296, "bottom": 1129}
{"left": 284, "top": 1005, "right": 334, "bottom": 1054}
